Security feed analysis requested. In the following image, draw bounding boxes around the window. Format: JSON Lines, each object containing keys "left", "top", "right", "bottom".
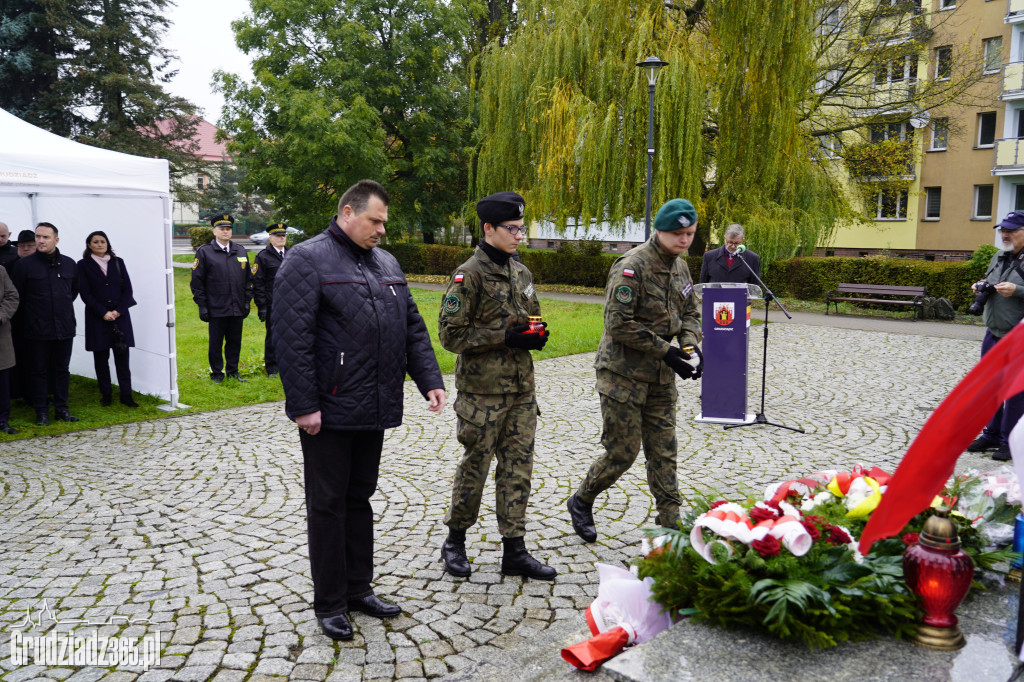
{"left": 931, "top": 118, "right": 948, "bottom": 150}
{"left": 873, "top": 189, "right": 909, "bottom": 220}
{"left": 978, "top": 112, "right": 997, "bottom": 147}
{"left": 984, "top": 37, "right": 1003, "bottom": 74}
{"left": 819, "top": 133, "right": 841, "bottom": 158}
{"left": 940, "top": 0, "right": 955, "bottom": 7}
{"left": 1016, "top": 185, "right": 1024, "bottom": 211}
{"left": 936, "top": 47, "right": 952, "bottom": 80}
{"left": 870, "top": 121, "right": 911, "bottom": 143}
{"left": 197, "top": 175, "right": 206, "bottom": 190}
{"left": 873, "top": 57, "right": 917, "bottom": 85}
{"left": 974, "top": 185, "right": 994, "bottom": 219}
{"left": 816, "top": 68, "right": 843, "bottom": 94}
{"left": 818, "top": 4, "right": 843, "bottom": 35}
{"left": 925, "top": 187, "right": 941, "bottom": 219}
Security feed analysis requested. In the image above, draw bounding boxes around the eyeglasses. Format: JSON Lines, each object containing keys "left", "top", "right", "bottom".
{"left": 496, "top": 224, "right": 526, "bottom": 236}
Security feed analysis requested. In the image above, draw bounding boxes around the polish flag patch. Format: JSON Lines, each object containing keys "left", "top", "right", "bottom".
{"left": 454, "top": 273, "right": 464, "bottom": 283}
{"left": 622, "top": 269, "right": 635, "bottom": 278}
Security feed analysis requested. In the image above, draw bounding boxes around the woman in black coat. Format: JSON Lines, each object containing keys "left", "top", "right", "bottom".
{"left": 78, "top": 231, "right": 138, "bottom": 407}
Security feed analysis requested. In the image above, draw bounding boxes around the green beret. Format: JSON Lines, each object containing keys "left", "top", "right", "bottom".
{"left": 653, "top": 199, "right": 697, "bottom": 231}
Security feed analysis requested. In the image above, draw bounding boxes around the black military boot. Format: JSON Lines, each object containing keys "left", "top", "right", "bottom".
{"left": 500, "top": 537, "right": 556, "bottom": 580}
{"left": 567, "top": 493, "right": 597, "bottom": 542}
{"left": 441, "top": 529, "right": 471, "bottom": 578}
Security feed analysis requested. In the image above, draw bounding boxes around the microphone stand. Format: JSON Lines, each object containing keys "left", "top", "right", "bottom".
{"left": 723, "top": 248, "right": 804, "bottom": 434}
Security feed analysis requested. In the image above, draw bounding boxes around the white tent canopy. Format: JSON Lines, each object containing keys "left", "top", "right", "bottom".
{"left": 0, "top": 108, "right": 179, "bottom": 405}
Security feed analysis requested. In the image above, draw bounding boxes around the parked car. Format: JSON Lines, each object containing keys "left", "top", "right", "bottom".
{"left": 249, "top": 226, "right": 303, "bottom": 245}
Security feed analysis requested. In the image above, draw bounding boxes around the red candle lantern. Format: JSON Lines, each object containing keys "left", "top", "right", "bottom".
{"left": 902, "top": 506, "right": 974, "bottom": 650}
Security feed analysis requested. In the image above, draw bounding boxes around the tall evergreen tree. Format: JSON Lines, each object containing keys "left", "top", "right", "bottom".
{"left": 0, "top": 0, "right": 79, "bottom": 135}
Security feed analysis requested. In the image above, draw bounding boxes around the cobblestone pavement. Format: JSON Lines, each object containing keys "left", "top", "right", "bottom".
{"left": 0, "top": 324, "right": 996, "bottom": 682}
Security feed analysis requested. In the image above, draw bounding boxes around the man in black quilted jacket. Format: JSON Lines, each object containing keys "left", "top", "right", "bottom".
{"left": 273, "top": 180, "right": 447, "bottom": 642}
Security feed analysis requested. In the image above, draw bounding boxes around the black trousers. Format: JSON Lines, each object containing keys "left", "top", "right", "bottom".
{"left": 300, "top": 427, "right": 384, "bottom": 617}
{"left": 264, "top": 304, "right": 277, "bottom": 373}
{"left": 0, "top": 367, "right": 11, "bottom": 422}
{"left": 93, "top": 347, "right": 132, "bottom": 399}
{"left": 208, "top": 316, "right": 244, "bottom": 378}
{"left": 29, "top": 338, "right": 72, "bottom": 412}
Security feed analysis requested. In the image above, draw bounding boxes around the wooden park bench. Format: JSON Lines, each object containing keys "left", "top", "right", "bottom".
{"left": 825, "top": 283, "right": 927, "bottom": 319}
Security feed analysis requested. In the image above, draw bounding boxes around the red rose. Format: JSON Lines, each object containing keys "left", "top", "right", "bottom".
{"left": 765, "top": 500, "right": 783, "bottom": 514}
{"left": 827, "top": 526, "right": 852, "bottom": 545}
{"left": 901, "top": 533, "right": 920, "bottom": 545}
{"left": 709, "top": 500, "right": 727, "bottom": 510}
{"left": 803, "top": 514, "right": 824, "bottom": 525}
{"left": 751, "top": 535, "right": 782, "bottom": 558}
{"left": 749, "top": 506, "right": 778, "bottom": 523}
{"left": 801, "top": 521, "right": 821, "bottom": 541}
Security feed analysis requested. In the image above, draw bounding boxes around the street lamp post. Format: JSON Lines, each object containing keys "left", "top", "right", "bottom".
{"left": 637, "top": 56, "right": 668, "bottom": 241}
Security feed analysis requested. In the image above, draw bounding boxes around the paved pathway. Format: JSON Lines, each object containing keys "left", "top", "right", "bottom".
{"left": 0, "top": 321, "right": 997, "bottom": 682}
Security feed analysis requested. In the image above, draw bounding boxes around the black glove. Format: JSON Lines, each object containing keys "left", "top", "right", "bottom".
{"left": 258, "top": 307, "right": 267, "bottom": 323}
{"left": 505, "top": 323, "right": 548, "bottom": 351}
{"left": 663, "top": 346, "right": 694, "bottom": 379}
{"left": 198, "top": 308, "right": 210, "bottom": 323}
{"left": 683, "top": 345, "right": 704, "bottom": 380}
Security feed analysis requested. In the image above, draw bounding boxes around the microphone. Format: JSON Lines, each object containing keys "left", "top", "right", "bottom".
{"left": 734, "top": 244, "right": 746, "bottom": 255}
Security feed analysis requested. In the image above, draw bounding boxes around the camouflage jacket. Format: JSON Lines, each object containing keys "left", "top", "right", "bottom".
{"left": 594, "top": 235, "right": 702, "bottom": 384}
{"left": 439, "top": 246, "right": 541, "bottom": 394}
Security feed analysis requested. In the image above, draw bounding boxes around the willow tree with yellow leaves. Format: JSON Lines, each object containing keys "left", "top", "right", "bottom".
{"left": 472, "top": 0, "right": 841, "bottom": 261}
{"left": 473, "top": 0, "right": 982, "bottom": 261}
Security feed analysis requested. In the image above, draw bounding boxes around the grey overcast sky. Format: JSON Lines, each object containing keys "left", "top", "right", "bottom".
{"left": 165, "top": 0, "right": 254, "bottom": 124}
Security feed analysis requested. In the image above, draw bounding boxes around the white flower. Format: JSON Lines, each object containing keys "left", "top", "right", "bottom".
{"left": 800, "top": 491, "right": 833, "bottom": 512}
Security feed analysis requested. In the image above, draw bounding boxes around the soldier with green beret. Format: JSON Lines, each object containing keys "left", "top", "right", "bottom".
{"left": 438, "top": 191, "right": 556, "bottom": 580}
{"left": 567, "top": 198, "right": 703, "bottom": 542}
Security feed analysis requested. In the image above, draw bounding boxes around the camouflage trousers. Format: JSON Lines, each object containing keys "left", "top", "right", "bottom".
{"left": 444, "top": 391, "right": 537, "bottom": 537}
{"left": 577, "top": 370, "right": 681, "bottom": 527}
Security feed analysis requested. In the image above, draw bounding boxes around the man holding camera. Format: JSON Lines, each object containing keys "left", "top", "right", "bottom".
{"left": 966, "top": 211, "right": 1024, "bottom": 461}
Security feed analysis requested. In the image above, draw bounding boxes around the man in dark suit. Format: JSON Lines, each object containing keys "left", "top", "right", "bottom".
{"left": 699, "top": 223, "right": 761, "bottom": 285}
{"left": 0, "top": 222, "right": 17, "bottom": 270}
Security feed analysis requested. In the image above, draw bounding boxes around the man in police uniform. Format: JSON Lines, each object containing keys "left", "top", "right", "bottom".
{"left": 438, "top": 191, "right": 555, "bottom": 580}
{"left": 567, "top": 199, "right": 703, "bottom": 542}
{"left": 191, "top": 214, "right": 253, "bottom": 382}
{"left": 253, "top": 223, "right": 288, "bottom": 377}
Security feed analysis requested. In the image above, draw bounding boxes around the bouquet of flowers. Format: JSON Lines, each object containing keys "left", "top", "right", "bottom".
{"left": 636, "top": 465, "right": 1020, "bottom": 650}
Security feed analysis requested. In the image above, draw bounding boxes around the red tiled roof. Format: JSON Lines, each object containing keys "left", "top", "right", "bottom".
{"left": 154, "top": 118, "right": 230, "bottom": 161}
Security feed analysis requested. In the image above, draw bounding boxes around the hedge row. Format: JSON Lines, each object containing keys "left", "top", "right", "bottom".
{"left": 377, "top": 241, "right": 999, "bottom": 312}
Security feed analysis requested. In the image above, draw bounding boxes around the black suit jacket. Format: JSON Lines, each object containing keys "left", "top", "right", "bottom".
{"left": 699, "top": 245, "right": 761, "bottom": 285}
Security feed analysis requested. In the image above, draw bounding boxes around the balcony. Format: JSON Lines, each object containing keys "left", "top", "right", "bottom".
{"left": 1009, "top": 0, "right": 1024, "bottom": 23}
{"left": 993, "top": 138, "right": 1024, "bottom": 173}
{"left": 1002, "top": 62, "right": 1024, "bottom": 100}
{"left": 864, "top": 80, "right": 918, "bottom": 115}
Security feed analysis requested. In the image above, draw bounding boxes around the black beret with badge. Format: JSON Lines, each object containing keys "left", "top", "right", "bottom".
{"left": 210, "top": 213, "right": 235, "bottom": 227}
{"left": 476, "top": 191, "right": 526, "bottom": 225}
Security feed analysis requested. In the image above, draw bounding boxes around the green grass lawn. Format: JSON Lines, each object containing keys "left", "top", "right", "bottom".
{"left": 0, "top": 270, "right": 606, "bottom": 440}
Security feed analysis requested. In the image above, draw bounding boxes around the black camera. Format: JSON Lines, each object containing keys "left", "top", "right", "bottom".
{"left": 968, "top": 280, "right": 995, "bottom": 315}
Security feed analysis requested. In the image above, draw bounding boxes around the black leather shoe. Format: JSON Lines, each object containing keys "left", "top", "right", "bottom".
{"left": 501, "top": 537, "right": 556, "bottom": 580}
{"left": 441, "top": 530, "right": 471, "bottom": 578}
{"left": 567, "top": 493, "right": 597, "bottom": 543}
{"left": 993, "top": 445, "right": 1012, "bottom": 462}
{"left": 318, "top": 614, "right": 353, "bottom": 641}
{"left": 100, "top": 395, "right": 112, "bottom": 407}
{"left": 35, "top": 413, "right": 49, "bottom": 426}
{"left": 347, "top": 594, "right": 401, "bottom": 618}
{"left": 55, "top": 410, "right": 79, "bottom": 422}
{"left": 968, "top": 435, "right": 999, "bottom": 452}
{"left": 227, "top": 373, "right": 248, "bottom": 383}
{"left": 120, "top": 397, "right": 139, "bottom": 408}
{"left": 211, "top": 374, "right": 224, "bottom": 383}
{"left": 0, "top": 422, "right": 18, "bottom": 435}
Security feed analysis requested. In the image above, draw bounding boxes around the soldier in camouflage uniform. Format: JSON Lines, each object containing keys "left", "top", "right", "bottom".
{"left": 567, "top": 199, "right": 704, "bottom": 542}
{"left": 438, "top": 191, "right": 556, "bottom": 580}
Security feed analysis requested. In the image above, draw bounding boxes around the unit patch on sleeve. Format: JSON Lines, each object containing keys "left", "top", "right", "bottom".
{"left": 252, "top": 263, "right": 259, "bottom": 275}
{"left": 443, "top": 294, "right": 462, "bottom": 314}
{"left": 192, "top": 258, "right": 199, "bottom": 270}
{"left": 681, "top": 282, "right": 693, "bottom": 299}
{"left": 615, "top": 285, "right": 634, "bottom": 304}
